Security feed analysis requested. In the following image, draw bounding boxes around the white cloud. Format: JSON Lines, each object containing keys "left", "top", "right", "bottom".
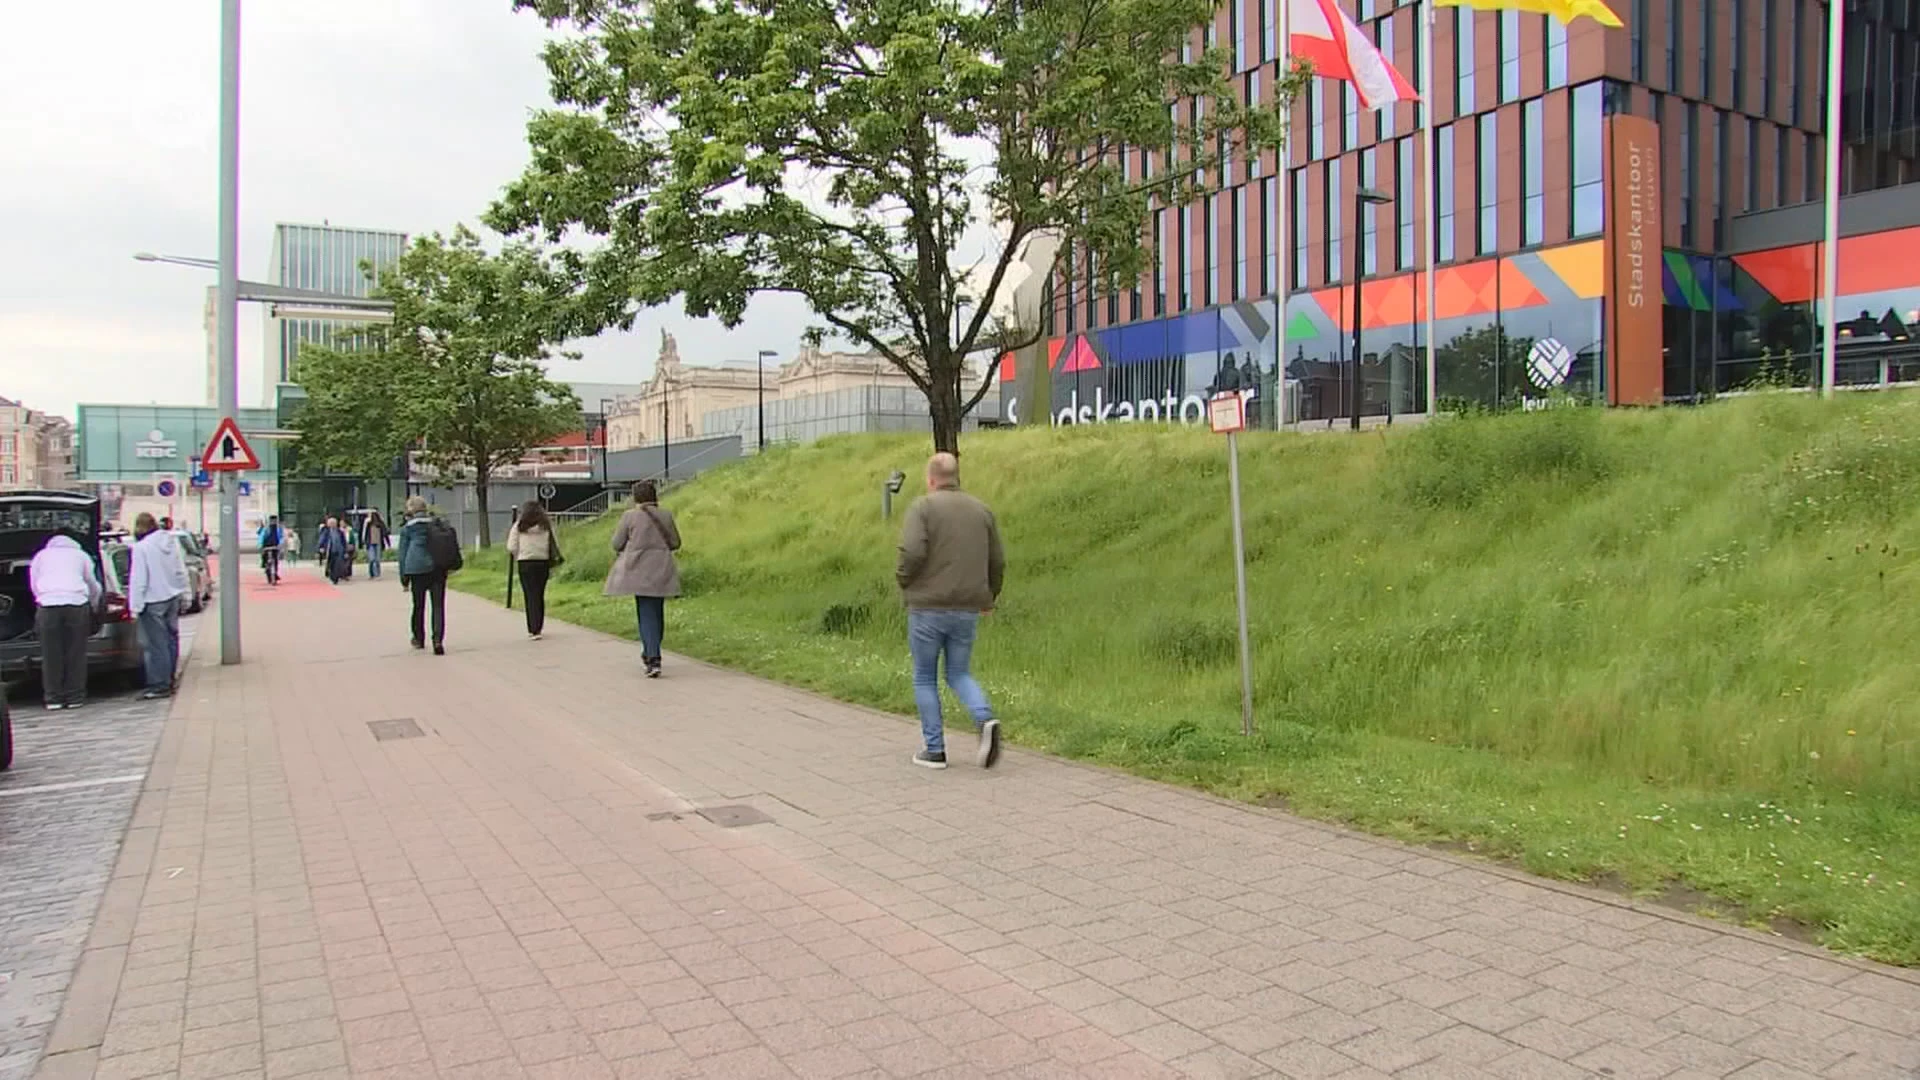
{"left": 0, "top": 0, "right": 813, "bottom": 420}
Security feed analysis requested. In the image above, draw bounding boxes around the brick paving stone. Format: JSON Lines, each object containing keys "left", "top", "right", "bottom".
{"left": 11, "top": 569, "right": 1920, "bottom": 1078}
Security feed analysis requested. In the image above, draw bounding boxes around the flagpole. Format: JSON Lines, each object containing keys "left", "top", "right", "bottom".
{"left": 1421, "top": 0, "right": 1437, "bottom": 416}
{"left": 1275, "top": 0, "right": 1293, "bottom": 429}
{"left": 1818, "top": 0, "right": 1843, "bottom": 398}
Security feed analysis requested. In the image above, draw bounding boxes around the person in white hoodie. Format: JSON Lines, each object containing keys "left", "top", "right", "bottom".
{"left": 28, "top": 529, "right": 101, "bottom": 710}
{"left": 129, "top": 512, "right": 190, "bottom": 700}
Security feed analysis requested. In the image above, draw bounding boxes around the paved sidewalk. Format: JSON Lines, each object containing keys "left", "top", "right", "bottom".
{"left": 29, "top": 565, "right": 1920, "bottom": 1079}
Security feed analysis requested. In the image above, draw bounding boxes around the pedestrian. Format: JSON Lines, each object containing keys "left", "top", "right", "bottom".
{"left": 896, "top": 452, "right": 1004, "bottom": 770}
{"left": 362, "top": 510, "right": 389, "bottom": 579}
{"left": 604, "top": 480, "right": 680, "bottom": 677}
{"left": 396, "top": 495, "right": 451, "bottom": 655}
{"left": 315, "top": 515, "right": 349, "bottom": 584}
{"left": 257, "top": 515, "right": 283, "bottom": 585}
{"left": 285, "top": 524, "right": 300, "bottom": 565}
{"left": 506, "top": 501, "right": 562, "bottom": 640}
{"left": 129, "top": 512, "right": 190, "bottom": 700}
{"left": 28, "top": 528, "right": 101, "bottom": 710}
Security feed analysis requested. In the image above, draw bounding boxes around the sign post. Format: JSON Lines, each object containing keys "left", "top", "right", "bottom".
{"left": 153, "top": 474, "right": 180, "bottom": 525}
{"left": 1209, "top": 392, "right": 1256, "bottom": 737}
{"left": 189, "top": 457, "right": 212, "bottom": 535}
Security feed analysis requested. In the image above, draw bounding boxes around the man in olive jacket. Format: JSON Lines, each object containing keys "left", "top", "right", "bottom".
{"left": 896, "top": 452, "right": 1005, "bottom": 770}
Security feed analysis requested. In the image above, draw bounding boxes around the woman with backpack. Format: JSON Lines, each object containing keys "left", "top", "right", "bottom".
{"left": 604, "top": 480, "right": 681, "bottom": 677}
{"left": 396, "top": 495, "right": 458, "bottom": 654}
{"left": 505, "top": 501, "right": 562, "bottom": 640}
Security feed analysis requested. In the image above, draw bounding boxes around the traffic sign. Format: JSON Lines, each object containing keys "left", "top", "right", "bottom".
{"left": 201, "top": 417, "right": 260, "bottom": 472}
{"left": 1208, "top": 391, "right": 1247, "bottom": 434}
{"left": 189, "top": 456, "right": 213, "bottom": 490}
{"left": 153, "top": 474, "right": 180, "bottom": 499}
{"left": 538, "top": 483, "right": 557, "bottom": 500}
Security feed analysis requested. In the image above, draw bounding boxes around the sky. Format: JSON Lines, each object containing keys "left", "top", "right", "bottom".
{"left": 0, "top": 0, "right": 818, "bottom": 421}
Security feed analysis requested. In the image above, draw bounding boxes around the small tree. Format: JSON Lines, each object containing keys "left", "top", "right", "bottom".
{"left": 292, "top": 227, "right": 583, "bottom": 546}
{"left": 492, "top": 0, "right": 1306, "bottom": 452}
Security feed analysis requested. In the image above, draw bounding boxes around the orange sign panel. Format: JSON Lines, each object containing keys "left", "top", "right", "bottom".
{"left": 1603, "top": 114, "right": 1663, "bottom": 406}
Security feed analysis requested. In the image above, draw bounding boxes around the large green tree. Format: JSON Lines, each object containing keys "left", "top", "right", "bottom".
{"left": 292, "top": 226, "right": 583, "bottom": 546}
{"left": 492, "top": 0, "right": 1306, "bottom": 452}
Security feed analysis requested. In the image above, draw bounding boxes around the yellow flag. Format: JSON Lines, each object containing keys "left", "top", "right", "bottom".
{"left": 1434, "top": 0, "right": 1624, "bottom": 27}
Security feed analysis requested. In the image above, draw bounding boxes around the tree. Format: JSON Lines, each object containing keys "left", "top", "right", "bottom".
{"left": 491, "top": 0, "right": 1306, "bottom": 452}
{"left": 291, "top": 226, "right": 584, "bottom": 547}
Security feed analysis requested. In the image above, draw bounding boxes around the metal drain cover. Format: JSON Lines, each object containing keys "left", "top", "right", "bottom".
{"left": 368, "top": 718, "right": 425, "bottom": 741}
{"left": 696, "top": 804, "right": 772, "bottom": 828}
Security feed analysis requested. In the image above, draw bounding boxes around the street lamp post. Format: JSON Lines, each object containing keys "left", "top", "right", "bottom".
{"left": 214, "top": 0, "right": 242, "bottom": 664}
{"left": 756, "top": 350, "right": 777, "bottom": 452}
{"left": 1350, "top": 186, "right": 1394, "bottom": 431}
{"left": 597, "top": 397, "right": 613, "bottom": 490}
{"left": 662, "top": 400, "right": 671, "bottom": 484}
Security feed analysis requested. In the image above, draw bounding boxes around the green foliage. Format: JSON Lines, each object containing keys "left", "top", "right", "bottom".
{"left": 291, "top": 226, "right": 584, "bottom": 545}
{"left": 492, "top": 0, "right": 1309, "bottom": 452}
{"left": 454, "top": 395, "right": 1920, "bottom": 963}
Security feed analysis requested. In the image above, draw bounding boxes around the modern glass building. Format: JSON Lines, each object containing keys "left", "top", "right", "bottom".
{"left": 262, "top": 222, "right": 406, "bottom": 396}
{"left": 1009, "top": 0, "right": 1920, "bottom": 425}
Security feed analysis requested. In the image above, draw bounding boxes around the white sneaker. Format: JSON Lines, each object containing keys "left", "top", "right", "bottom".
{"left": 978, "top": 719, "right": 1002, "bottom": 768}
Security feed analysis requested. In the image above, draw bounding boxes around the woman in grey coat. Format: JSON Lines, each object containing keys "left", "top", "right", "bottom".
{"left": 604, "top": 480, "right": 682, "bottom": 677}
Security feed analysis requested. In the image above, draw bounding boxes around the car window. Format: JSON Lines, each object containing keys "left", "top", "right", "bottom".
{"left": 104, "top": 545, "right": 131, "bottom": 591}
{"left": 0, "top": 506, "right": 92, "bottom": 534}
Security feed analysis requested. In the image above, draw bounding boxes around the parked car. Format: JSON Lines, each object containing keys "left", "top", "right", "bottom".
{"left": 0, "top": 491, "right": 144, "bottom": 688}
{"left": 170, "top": 529, "right": 214, "bottom": 614}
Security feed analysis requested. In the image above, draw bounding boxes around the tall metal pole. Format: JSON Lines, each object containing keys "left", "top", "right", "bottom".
{"left": 1273, "top": 0, "right": 1292, "bottom": 429}
{"left": 1818, "top": 0, "right": 1844, "bottom": 397}
{"left": 1421, "top": 0, "right": 1438, "bottom": 416}
{"left": 757, "top": 354, "right": 766, "bottom": 451}
{"left": 662, "top": 400, "right": 671, "bottom": 483}
{"left": 1226, "top": 429, "right": 1255, "bottom": 736}
{"left": 1349, "top": 186, "right": 1365, "bottom": 430}
{"left": 215, "top": 0, "right": 243, "bottom": 665}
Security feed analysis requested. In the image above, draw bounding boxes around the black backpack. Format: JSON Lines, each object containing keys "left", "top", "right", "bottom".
{"left": 424, "top": 518, "right": 464, "bottom": 573}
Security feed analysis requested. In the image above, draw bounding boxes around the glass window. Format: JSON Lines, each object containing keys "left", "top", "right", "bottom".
{"left": 1701, "top": 3, "right": 1713, "bottom": 98}
{"left": 1761, "top": 0, "right": 1774, "bottom": 116}
{"left": 1792, "top": 0, "right": 1804, "bottom": 125}
{"left": 1362, "top": 148, "right": 1380, "bottom": 275}
{"left": 1546, "top": 17, "right": 1568, "bottom": 89}
{"left": 1777, "top": 126, "right": 1790, "bottom": 203}
{"left": 1745, "top": 118, "right": 1761, "bottom": 209}
{"left": 1478, "top": 112, "right": 1498, "bottom": 254}
{"left": 1233, "top": 186, "right": 1248, "bottom": 300}
{"left": 1679, "top": 102, "right": 1695, "bottom": 247}
{"left": 1327, "top": 157, "right": 1344, "bottom": 282}
{"left": 1154, "top": 207, "right": 1168, "bottom": 314}
{"left": 1247, "top": 73, "right": 1262, "bottom": 180}
{"left": 1310, "top": 79, "right": 1325, "bottom": 159}
{"left": 1632, "top": 0, "right": 1647, "bottom": 80}
{"left": 1713, "top": 109, "right": 1728, "bottom": 249}
{"left": 1523, "top": 98, "right": 1545, "bottom": 246}
{"left": 1572, "top": 82, "right": 1604, "bottom": 236}
{"left": 1667, "top": 0, "right": 1680, "bottom": 88}
{"left": 1263, "top": 175, "right": 1277, "bottom": 295}
{"left": 1397, "top": 136, "right": 1415, "bottom": 269}
{"left": 1233, "top": 0, "right": 1246, "bottom": 71}
{"left": 1457, "top": 10, "right": 1476, "bottom": 116}
{"left": 1730, "top": 0, "right": 1744, "bottom": 109}
{"left": 1343, "top": 83, "right": 1359, "bottom": 149}
{"left": 1262, "top": 0, "right": 1275, "bottom": 62}
{"left": 1437, "top": 124, "right": 1457, "bottom": 261}
{"left": 1377, "top": 16, "right": 1396, "bottom": 140}
{"left": 1179, "top": 205, "right": 1192, "bottom": 310}
{"left": 1194, "top": 98, "right": 1206, "bottom": 185}
{"left": 1204, "top": 193, "right": 1218, "bottom": 307}
{"left": 1293, "top": 168, "right": 1309, "bottom": 288}
{"left": 1500, "top": 11, "right": 1521, "bottom": 102}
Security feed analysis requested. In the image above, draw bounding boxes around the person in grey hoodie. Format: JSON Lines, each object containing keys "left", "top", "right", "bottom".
{"left": 129, "top": 513, "right": 190, "bottom": 699}
{"left": 28, "top": 529, "right": 101, "bottom": 710}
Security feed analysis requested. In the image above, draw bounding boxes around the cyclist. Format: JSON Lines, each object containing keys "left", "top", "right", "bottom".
{"left": 257, "top": 515, "right": 284, "bottom": 585}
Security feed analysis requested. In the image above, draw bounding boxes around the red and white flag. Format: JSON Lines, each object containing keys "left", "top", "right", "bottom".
{"left": 1291, "top": 0, "right": 1419, "bottom": 111}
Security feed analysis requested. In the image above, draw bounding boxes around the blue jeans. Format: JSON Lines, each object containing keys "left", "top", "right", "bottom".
{"left": 368, "top": 546, "right": 382, "bottom": 578}
{"left": 137, "top": 596, "right": 181, "bottom": 693}
{"left": 908, "top": 609, "right": 993, "bottom": 754}
{"left": 634, "top": 596, "right": 666, "bottom": 662}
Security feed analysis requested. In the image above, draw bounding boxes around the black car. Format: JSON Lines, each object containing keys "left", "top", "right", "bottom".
{"left": 0, "top": 491, "right": 144, "bottom": 691}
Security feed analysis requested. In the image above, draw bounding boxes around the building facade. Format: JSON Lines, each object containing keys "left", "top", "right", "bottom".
{"left": 606, "top": 332, "right": 767, "bottom": 449}
{"left": 1019, "top": 0, "right": 1920, "bottom": 424}
{"left": 262, "top": 222, "right": 406, "bottom": 400}
{"left": 73, "top": 404, "right": 279, "bottom": 533}
{"left": 0, "top": 398, "right": 73, "bottom": 490}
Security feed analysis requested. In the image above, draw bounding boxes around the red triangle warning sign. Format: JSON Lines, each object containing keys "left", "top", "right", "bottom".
{"left": 201, "top": 417, "right": 260, "bottom": 472}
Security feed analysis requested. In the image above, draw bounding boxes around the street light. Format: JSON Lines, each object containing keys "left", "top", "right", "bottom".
{"left": 756, "top": 349, "right": 778, "bottom": 451}
{"left": 1350, "top": 186, "right": 1394, "bottom": 431}
{"left": 134, "top": 252, "right": 220, "bottom": 270}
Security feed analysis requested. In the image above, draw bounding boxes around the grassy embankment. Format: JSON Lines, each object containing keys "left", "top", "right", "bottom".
{"left": 455, "top": 392, "right": 1920, "bottom": 965}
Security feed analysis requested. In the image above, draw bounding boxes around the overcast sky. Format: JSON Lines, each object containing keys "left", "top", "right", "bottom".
{"left": 0, "top": 0, "right": 817, "bottom": 421}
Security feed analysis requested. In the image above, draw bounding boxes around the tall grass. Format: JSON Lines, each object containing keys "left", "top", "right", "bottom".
{"left": 458, "top": 392, "right": 1920, "bottom": 963}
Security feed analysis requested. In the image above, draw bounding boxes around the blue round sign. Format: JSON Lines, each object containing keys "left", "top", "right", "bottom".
{"left": 156, "top": 480, "right": 177, "bottom": 498}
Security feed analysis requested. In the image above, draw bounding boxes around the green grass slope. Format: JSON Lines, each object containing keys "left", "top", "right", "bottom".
{"left": 456, "top": 392, "right": 1920, "bottom": 964}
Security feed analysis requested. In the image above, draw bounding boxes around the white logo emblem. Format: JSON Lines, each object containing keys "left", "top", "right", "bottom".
{"left": 134, "top": 428, "right": 179, "bottom": 459}
{"left": 1526, "top": 338, "right": 1574, "bottom": 391}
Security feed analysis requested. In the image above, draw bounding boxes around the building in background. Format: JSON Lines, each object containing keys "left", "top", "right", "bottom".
{"left": 263, "top": 222, "right": 406, "bottom": 403}
{"left": 73, "top": 404, "right": 278, "bottom": 533}
{"left": 0, "top": 397, "right": 73, "bottom": 490}
{"left": 1024, "top": 0, "right": 1920, "bottom": 425}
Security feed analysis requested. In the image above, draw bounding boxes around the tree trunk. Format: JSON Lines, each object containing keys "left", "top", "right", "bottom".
{"left": 475, "top": 469, "right": 493, "bottom": 548}
{"left": 928, "top": 361, "right": 964, "bottom": 454}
